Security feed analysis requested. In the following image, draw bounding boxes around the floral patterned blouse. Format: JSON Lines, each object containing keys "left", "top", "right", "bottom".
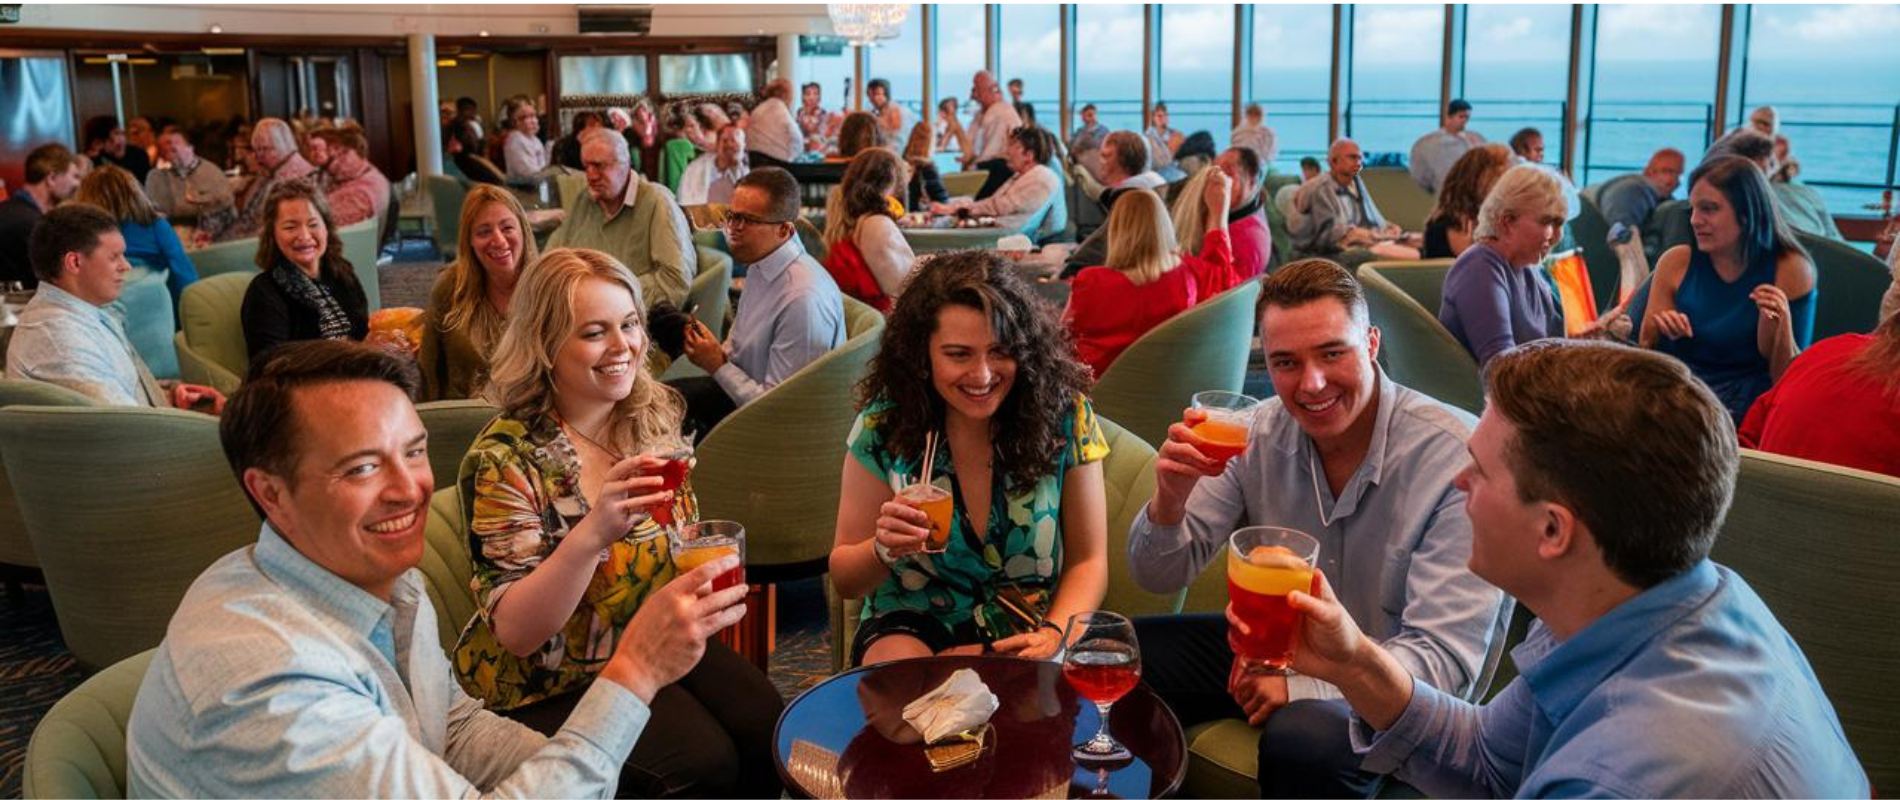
{"left": 452, "top": 413, "right": 697, "bottom": 711}
{"left": 847, "top": 395, "right": 1109, "bottom": 643}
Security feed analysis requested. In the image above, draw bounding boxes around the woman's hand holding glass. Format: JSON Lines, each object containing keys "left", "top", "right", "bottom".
{"left": 872, "top": 498, "right": 934, "bottom": 562}
{"left": 579, "top": 454, "right": 676, "bottom": 550}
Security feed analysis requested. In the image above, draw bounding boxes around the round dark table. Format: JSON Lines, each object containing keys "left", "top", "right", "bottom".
{"left": 774, "top": 654, "right": 1186, "bottom": 798}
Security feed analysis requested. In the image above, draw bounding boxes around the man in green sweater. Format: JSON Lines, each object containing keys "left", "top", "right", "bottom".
{"left": 548, "top": 127, "right": 696, "bottom": 307}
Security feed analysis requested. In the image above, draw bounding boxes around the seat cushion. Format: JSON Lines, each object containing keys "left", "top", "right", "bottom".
{"left": 1185, "top": 718, "right": 1263, "bottom": 799}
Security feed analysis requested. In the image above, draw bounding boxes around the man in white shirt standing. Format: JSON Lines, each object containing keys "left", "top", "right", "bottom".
{"left": 746, "top": 78, "right": 804, "bottom": 165}
{"left": 675, "top": 167, "right": 845, "bottom": 439}
{"left": 1409, "top": 98, "right": 1484, "bottom": 194}
{"left": 127, "top": 339, "right": 745, "bottom": 798}
{"left": 961, "top": 70, "right": 1024, "bottom": 200}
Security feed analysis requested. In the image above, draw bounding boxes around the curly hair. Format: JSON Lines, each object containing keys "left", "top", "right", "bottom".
{"left": 855, "top": 250, "right": 1091, "bottom": 491}
{"left": 1426, "top": 142, "right": 1512, "bottom": 231}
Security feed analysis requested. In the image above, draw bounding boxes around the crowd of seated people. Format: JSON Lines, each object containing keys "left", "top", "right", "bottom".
{"left": 7, "top": 60, "right": 1897, "bottom": 800}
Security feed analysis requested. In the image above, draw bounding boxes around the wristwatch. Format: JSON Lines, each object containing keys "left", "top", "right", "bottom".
{"left": 872, "top": 537, "right": 899, "bottom": 568}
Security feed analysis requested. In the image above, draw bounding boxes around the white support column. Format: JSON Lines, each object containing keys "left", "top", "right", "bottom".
{"left": 408, "top": 32, "right": 442, "bottom": 179}
{"left": 776, "top": 33, "right": 800, "bottom": 83}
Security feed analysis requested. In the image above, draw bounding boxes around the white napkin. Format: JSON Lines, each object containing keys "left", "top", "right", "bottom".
{"left": 900, "top": 668, "right": 999, "bottom": 744}
{"left": 994, "top": 234, "right": 1035, "bottom": 253}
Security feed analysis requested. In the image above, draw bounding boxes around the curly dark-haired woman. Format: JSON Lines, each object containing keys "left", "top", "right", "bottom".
{"left": 828, "top": 250, "right": 1109, "bottom": 666}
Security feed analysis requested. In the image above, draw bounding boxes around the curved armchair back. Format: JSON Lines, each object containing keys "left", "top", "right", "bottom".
{"left": 689, "top": 246, "right": 734, "bottom": 338}
{"left": 415, "top": 399, "right": 499, "bottom": 492}
{"left": 1359, "top": 264, "right": 1482, "bottom": 415}
{"left": 0, "top": 406, "right": 257, "bottom": 670}
{"left": 1794, "top": 231, "right": 1889, "bottom": 340}
{"left": 173, "top": 272, "right": 253, "bottom": 394}
{"left": 1092, "top": 280, "right": 1262, "bottom": 447}
{"left": 0, "top": 380, "right": 94, "bottom": 570}
{"left": 23, "top": 648, "right": 154, "bottom": 799}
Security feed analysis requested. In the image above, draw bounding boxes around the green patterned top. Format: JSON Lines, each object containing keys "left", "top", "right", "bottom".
{"left": 452, "top": 413, "right": 697, "bottom": 711}
{"left": 847, "top": 395, "right": 1109, "bottom": 642}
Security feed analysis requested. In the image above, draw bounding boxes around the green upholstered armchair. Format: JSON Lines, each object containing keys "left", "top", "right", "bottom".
{"left": 419, "top": 486, "right": 478, "bottom": 653}
{"left": 829, "top": 415, "right": 1177, "bottom": 673}
{"left": 120, "top": 267, "right": 179, "bottom": 380}
{"left": 693, "top": 297, "right": 883, "bottom": 582}
{"left": 1092, "top": 280, "right": 1262, "bottom": 448}
{"left": 173, "top": 272, "right": 253, "bottom": 394}
{"left": 415, "top": 399, "right": 499, "bottom": 493}
{"left": 689, "top": 245, "right": 734, "bottom": 339}
{"left": 1360, "top": 258, "right": 1454, "bottom": 313}
{"left": 1571, "top": 192, "right": 1624, "bottom": 313}
{"left": 0, "top": 380, "right": 94, "bottom": 575}
{"left": 425, "top": 174, "right": 469, "bottom": 260}
{"left": 338, "top": 218, "right": 383, "bottom": 311}
{"left": 1359, "top": 264, "right": 1483, "bottom": 415}
{"left": 1359, "top": 166, "right": 1435, "bottom": 232}
{"left": 1712, "top": 450, "right": 1900, "bottom": 793}
{"left": 185, "top": 235, "right": 258, "bottom": 279}
{"left": 0, "top": 406, "right": 258, "bottom": 670}
{"left": 23, "top": 648, "right": 153, "bottom": 799}
{"left": 1794, "top": 231, "right": 1889, "bottom": 340}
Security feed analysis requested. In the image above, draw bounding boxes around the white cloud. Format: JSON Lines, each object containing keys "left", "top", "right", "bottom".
{"left": 1596, "top": 4, "right": 1721, "bottom": 62}
{"left": 1356, "top": 6, "right": 1445, "bottom": 65}
{"left": 1762, "top": 4, "right": 1900, "bottom": 47}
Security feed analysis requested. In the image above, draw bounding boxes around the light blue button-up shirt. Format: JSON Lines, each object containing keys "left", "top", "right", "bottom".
{"left": 1128, "top": 371, "right": 1508, "bottom": 702}
{"left": 1354, "top": 559, "right": 1868, "bottom": 798}
{"left": 127, "top": 524, "right": 651, "bottom": 798}
{"left": 712, "top": 235, "right": 845, "bottom": 406}
{"left": 4, "top": 282, "right": 163, "bottom": 406}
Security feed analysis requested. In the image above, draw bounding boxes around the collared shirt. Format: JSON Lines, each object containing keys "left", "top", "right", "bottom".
{"left": 1595, "top": 172, "right": 1664, "bottom": 231}
{"left": 1128, "top": 372, "right": 1506, "bottom": 702}
{"left": 676, "top": 153, "right": 749, "bottom": 206}
{"left": 969, "top": 101, "right": 1024, "bottom": 163}
{"left": 1355, "top": 560, "right": 1867, "bottom": 798}
{"left": 127, "top": 524, "right": 651, "bottom": 798}
{"left": 144, "top": 156, "right": 235, "bottom": 223}
{"left": 1230, "top": 122, "right": 1279, "bottom": 165}
{"left": 324, "top": 162, "right": 392, "bottom": 228}
{"left": 1292, "top": 173, "right": 1390, "bottom": 256}
{"left": 713, "top": 236, "right": 845, "bottom": 406}
{"left": 1409, "top": 128, "right": 1485, "bottom": 194}
{"left": 748, "top": 97, "right": 805, "bottom": 163}
{"left": 954, "top": 163, "right": 1062, "bottom": 239}
{"left": 546, "top": 173, "right": 696, "bottom": 307}
{"left": 5, "top": 282, "right": 163, "bottom": 406}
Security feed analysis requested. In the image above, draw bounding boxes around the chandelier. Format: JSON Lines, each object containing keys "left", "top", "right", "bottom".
{"left": 827, "top": 4, "right": 909, "bottom": 47}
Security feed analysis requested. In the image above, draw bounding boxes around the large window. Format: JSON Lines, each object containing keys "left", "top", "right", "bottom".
{"left": 794, "top": 36, "right": 854, "bottom": 116}
{"left": 1742, "top": 4, "right": 1900, "bottom": 211}
{"left": 1462, "top": 5, "right": 1570, "bottom": 165}
{"left": 935, "top": 4, "right": 987, "bottom": 120}
{"left": 997, "top": 4, "right": 1060, "bottom": 130}
{"left": 1158, "top": 4, "right": 1234, "bottom": 148}
{"left": 1583, "top": 5, "right": 1721, "bottom": 187}
{"left": 558, "top": 55, "right": 648, "bottom": 97}
{"left": 1073, "top": 4, "right": 1144, "bottom": 132}
{"left": 865, "top": 4, "right": 924, "bottom": 117}
{"left": 1251, "top": 4, "right": 1332, "bottom": 173}
{"left": 1348, "top": 4, "right": 1444, "bottom": 158}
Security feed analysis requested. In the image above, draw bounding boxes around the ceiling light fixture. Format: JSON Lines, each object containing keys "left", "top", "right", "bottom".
{"left": 826, "top": 4, "right": 907, "bottom": 47}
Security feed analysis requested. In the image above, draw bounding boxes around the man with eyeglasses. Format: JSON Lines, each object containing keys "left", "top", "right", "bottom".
{"left": 673, "top": 167, "right": 844, "bottom": 439}
{"left": 546, "top": 127, "right": 695, "bottom": 308}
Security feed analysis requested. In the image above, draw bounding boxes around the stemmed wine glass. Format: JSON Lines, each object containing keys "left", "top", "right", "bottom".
{"left": 1061, "top": 610, "right": 1142, "bottom": 763}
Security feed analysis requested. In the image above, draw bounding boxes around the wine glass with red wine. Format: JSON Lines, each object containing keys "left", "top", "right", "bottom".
{"left": 1061, "top": 610, "right": 1141, "bottom": 763}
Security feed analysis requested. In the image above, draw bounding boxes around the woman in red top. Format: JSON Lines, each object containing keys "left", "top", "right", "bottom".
{"left": 1738, "top": 312, "right": 1900, "bottom": 478}
{"left": 1064, "top": 170, "right": 1239, "bottom": 379}
{"left": 822, "top": 148, "right": 916, "bottom": 313}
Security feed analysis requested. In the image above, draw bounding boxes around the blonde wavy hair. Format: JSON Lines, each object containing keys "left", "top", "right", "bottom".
{"left": 442, "top": 184, "right": 540, "bottom": 356}
{"left": 1170, "top": 164, "right": 1221, "bottom": 256}
{"left": 484, "top": 248, "right": 685, "bottom": 453}
{"left": 1474, "top": 164, "right": 1567, "bottom": 240}
{"left": 1104, "top": 189, "right": 1180, "bottom": 286}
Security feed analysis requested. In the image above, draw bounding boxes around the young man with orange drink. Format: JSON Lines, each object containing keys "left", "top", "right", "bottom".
{"left": 1124, "top": 259, "right": 1509, "bottom": 798}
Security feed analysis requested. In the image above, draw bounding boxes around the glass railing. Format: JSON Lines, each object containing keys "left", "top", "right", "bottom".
{"left": 1754, "top": 101, "right": 1900, "bottom": 214}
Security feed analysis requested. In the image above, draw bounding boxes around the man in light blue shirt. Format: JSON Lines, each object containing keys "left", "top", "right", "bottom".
{"left": 678, "top": 167, "right": 844, "bottom": 438}
{"left": 126, "top": 340, "right": 748, "bottom": 798}
{"left": 1128, "top": 258, "right": 1509, "bottom": 797}
{"left": 1282, "top": 339, "right": 1866, "bottom": 798}
{"left": 5, "top": 204, "right": 221, "bottom": 411}
{"left": 1409, "top": 98, "right": 1485, "bottom": 194}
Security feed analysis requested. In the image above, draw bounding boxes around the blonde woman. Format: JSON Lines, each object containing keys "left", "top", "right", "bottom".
{"left": 73, "top": 163, "right": 198, "bottom": 304}
{"left": 1437, "top": 163, "right": 1570, "bottom": 368}
{"left": 416, "top": 184, "right": 539, "bottom": 400}
{"left": 1064, "top": 175, "right": 1238, "bottom": 378}
{"left": 821, "top": 147, "right": 915, "bottom": 312}
{"left": 455, "top": 247, "right": 782, "bottom": 797}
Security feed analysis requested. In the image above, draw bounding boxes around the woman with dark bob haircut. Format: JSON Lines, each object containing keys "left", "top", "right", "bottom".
{"left": 829, "top": 250, "right": 1109, "bottom": 666}
{"left": 1635, "top": 154, "right": 1815, "bottom": 422}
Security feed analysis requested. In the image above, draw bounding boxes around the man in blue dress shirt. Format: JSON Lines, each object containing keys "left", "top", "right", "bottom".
{"left": 1281, "top": 339, "right": 1866, "bottom": 797}
{"left": 127, "top": 341, "right": 749, "bottom": 798}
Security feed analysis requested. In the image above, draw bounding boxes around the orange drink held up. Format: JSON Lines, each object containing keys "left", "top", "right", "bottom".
{"left": 898, "top": 483, "right": 954, "bottom": 553}
{"left": 1189, "top": 391, "right": 1261, "bottom": 467}
{"left": 1226, "top": 527, "right": 1320, "bottom": 671}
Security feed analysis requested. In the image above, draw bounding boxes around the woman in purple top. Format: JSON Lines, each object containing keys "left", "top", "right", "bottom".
{"left": 1438, "top": 164, "right": 1568, "bottom": 367}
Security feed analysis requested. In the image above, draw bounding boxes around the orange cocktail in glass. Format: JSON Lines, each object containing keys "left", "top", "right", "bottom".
{"left": 1189, "top": 390, "right": 1261, "bottom": 467}
{"left": 1226, "top": 526, "right": 1320, "bottom": 672}
{"left": 674, "top": 520, "right": 745, "bottom": 591}
{"left": 897, "top": 483, "right": 954, "bottom": 553}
